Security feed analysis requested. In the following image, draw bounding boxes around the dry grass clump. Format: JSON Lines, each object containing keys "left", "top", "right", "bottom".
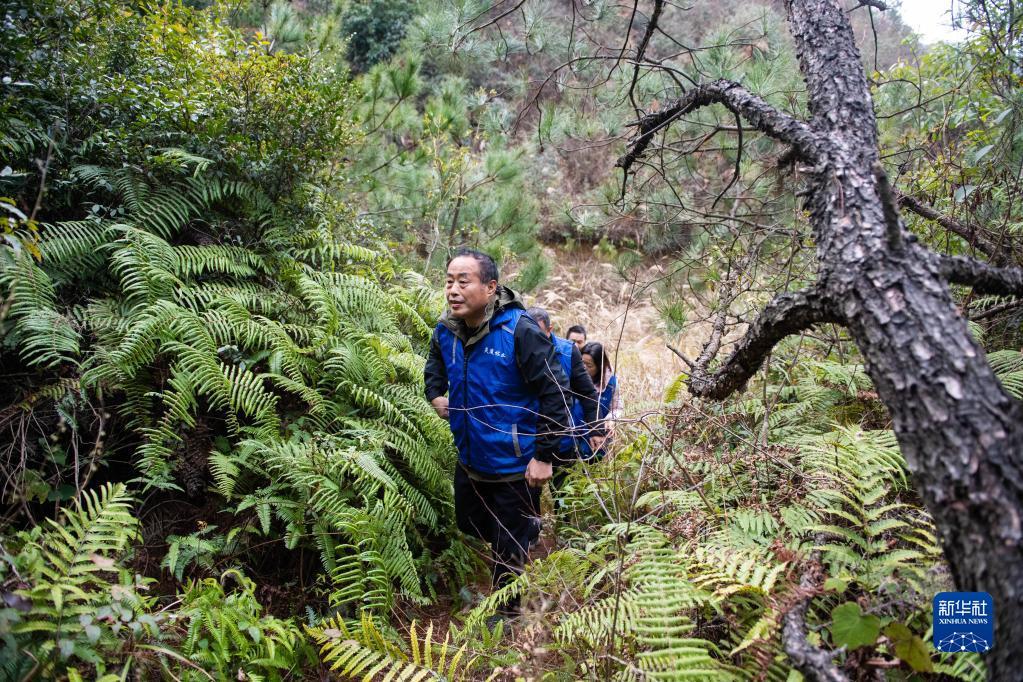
{"left": 522, "top": 248, "right": 708, "bottom": 411}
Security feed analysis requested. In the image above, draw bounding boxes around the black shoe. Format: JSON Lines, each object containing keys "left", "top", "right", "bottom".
{"left": 485, "top": 612, "right": 509, "bottom": 635}
{"left": 487, "top": 600, "right": 522, "bottom": 631}
{"left": 527, "top": 516, "right": 542, "bottom": 551}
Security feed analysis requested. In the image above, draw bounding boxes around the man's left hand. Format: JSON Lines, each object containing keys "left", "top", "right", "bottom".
{"left": 588, "top": 435, "right": 606, "bottom": 452}
{"left": 525, "top": 458, "right": 553, "bottom": 488}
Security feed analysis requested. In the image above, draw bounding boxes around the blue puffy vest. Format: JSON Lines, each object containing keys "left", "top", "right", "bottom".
{"left": 435, "top": 307, "right": 539, "bottom": 475}
{"left": 551, "top": 334, "right": 584, "bottom": 456}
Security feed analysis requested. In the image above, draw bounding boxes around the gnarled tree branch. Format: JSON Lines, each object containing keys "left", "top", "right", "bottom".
{"left": 616, "top": 79, "right": 823, "bottom": 175}
{"left": 896, "top": 191, "right": 999, "bottom": 259}
{"left": 938, "top": 254, "right": 1023, "bottom": 297}
{"left": 688, "top": 287, "right": 841, "bottom": 400}
{"left": 969, "top": 298, "right": 1023, "bottom": 322}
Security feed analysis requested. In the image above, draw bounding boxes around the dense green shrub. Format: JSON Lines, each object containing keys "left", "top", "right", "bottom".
{"left": 341, "top": 0, "right": 417, "bottom": 72}
{"left": 1, "top": 1, "right": 469, "bottom": 677}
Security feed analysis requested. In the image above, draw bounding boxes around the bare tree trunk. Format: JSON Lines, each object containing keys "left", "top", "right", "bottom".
{"left": 618, "top": 0, "right": 1023, "bottom": 677}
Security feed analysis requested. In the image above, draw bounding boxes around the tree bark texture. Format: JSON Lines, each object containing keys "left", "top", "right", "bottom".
{"left": 618, "top": 1, "right": 1023, "bottom": 676}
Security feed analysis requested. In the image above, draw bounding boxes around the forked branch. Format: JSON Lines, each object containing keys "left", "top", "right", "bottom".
{"left": 616, "top": 80, "right": 823, "bottom": 175}
{"left": 688, "top": 287, "right": 841, "bottom": 400}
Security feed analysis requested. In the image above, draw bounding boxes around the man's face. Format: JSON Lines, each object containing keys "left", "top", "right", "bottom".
{"left": 535, "top": 319, "right": 551, "bottom": 337}
{"left": 445, "top": 256, "right": 497, "bottom": 323}
{"left": 568, "top": 331, "right": 586, "bottom": 349}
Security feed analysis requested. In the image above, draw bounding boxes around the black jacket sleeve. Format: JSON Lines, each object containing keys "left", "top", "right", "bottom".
{"left": 569, "top": 345, "right": 603, "bottom": 436}
{"left": 424, "top": 329, "right": 448, "bottom": 402}
{"left": 514, "top": 315, "right": 569, "bottom": 463}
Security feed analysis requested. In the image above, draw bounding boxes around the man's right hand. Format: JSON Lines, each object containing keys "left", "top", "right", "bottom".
{"left": 525, "top": 458, "right": 553, "bottom": 488}
{"left": 430, "top": 396, "right": 449, "bottom": 419}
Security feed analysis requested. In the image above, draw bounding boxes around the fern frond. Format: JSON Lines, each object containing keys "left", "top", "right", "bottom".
{"left": 0, "top": 254, "right": 80, "bottom": 367}
{"left": 173, "top": 244, "right": 269, "bottom": 280}
{"left": 11, "top": 484, "right": 138, "bottom": 667}
{"left": 308, "top": 614, "right": 473, "bottom": 680}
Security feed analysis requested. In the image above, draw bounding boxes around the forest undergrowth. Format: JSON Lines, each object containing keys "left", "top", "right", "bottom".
{"left": 415, "top": 254, "right": 1001, "bottom": 681}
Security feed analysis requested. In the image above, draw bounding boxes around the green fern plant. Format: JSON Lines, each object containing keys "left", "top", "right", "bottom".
{"left": 1, "top": 149, "right": 459, "bottom": 609}
{"left": 168, "top": 569, "right": 314, "bottom": 681}
{"left": 988, "top": 348, "right": 1023, "bottom": 399}
{"left": 788, "top": 428, "right": 942, "bottom": 593}
{"left": 0, "top": 483, "right": 159, "bottom": 679}
{"left": 2, "top": 150, "right": 461, "bottom": 682}
{"left": 161, "top": 526, "right": 245, "bottom": 581}
{"left": 521, "top": 337, "right": 978, "bottom": 680}
{"left": 0, "top": 252, "right": 81, "bottom": 368}
{"left": 307, "top": 612, "right": 475, "bottom": 680}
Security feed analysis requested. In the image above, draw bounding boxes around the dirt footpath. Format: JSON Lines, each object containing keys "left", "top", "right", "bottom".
{"left": 523, "top": 249, "right": 704, "bottom": 409}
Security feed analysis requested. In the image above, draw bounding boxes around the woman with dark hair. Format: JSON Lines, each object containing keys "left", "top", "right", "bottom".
{"left": 579, "top": 341, "right": 621, "bottom": 457}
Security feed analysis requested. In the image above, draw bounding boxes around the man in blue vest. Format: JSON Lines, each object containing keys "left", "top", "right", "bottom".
{"left": 525, "top": 307, "right": 602, "bottom": 468}
{"left": 424, "top": 248, "right": 569, "bottom": 618}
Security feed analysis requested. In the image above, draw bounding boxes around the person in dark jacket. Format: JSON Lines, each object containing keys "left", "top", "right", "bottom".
{"left": 566, "top": 324, "right": 587, "bottom": 352}
{"left": 424, "top": 248, "right": 569, "bottom": 615}
{"left": 525, "top": 307, "right": 602, "bottom": 467}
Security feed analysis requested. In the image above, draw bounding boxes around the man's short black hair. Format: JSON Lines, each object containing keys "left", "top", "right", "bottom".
{"left": 525, "top": 306, "right": 551, "bottom": 328}
{"left": 447, "top": 247, "right": 499, "bottom": 284}
{"left": 567, "top": 324, "right": 587, "bottom": 337}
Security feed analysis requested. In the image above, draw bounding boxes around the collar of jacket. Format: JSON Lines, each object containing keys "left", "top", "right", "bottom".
{"left": 439, "top": 285, "right": 524, "bottom": 347}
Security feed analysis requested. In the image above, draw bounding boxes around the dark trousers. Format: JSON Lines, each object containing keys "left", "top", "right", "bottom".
{"left": 550, "top": 455, "right": 575, "bottom": 494}
{"left": 454, "top": 466, "right": 540, "bottom": 609}
{"left": 550, "top": 443, "right": 582, "bottom": 494}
